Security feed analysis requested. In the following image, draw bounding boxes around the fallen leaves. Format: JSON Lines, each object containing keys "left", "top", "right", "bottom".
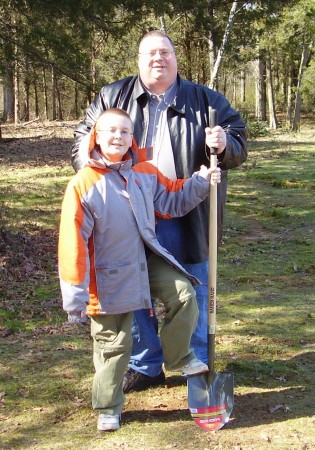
{"left": 18, "top": 387, "right": 30, "bottom": 398}
{"left": 275, "top": 375, "right": 287, "bottom": 383}
{"left": 0, "top": 391, "right": 6, "bottom": 406}
{"left": 16, "top": 351, "right": 44, "bottom": 362}
{"left": 71, "top": 396, "right": 85, "bottom": 406}
{"left": 0, "top": 327, "right": 12, "bottom": 338}
{"left": 56, "top": 344, "right": 78, "bottom": 351}
{"left": 153, "top": 403, "right": 168, "bottom": 408}
{"left": 268, "top": 403, "right": 292, "bottom": 414}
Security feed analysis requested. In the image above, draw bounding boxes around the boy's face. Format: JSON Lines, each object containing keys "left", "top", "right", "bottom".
{"left": 95, "top": 113, "right": 133, "bottom": 163}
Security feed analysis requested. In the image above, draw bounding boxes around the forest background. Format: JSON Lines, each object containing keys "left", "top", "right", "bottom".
{"left": 0, "top": 0, "right": 314, "bottom": 131}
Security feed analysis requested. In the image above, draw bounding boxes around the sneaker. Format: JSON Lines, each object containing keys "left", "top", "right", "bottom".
{"left": 97, "top": 413, "right": 120, "bottom": 431}
{"left": 180, "top": 358, "right": 209, "bottom": 376}
{"left": 123, "top": 368, "right": 166, "bottom": 393}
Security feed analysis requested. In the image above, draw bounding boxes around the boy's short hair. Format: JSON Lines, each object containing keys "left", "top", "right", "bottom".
{"left": 96, "top": 108, "right": 133, "bottom": 131}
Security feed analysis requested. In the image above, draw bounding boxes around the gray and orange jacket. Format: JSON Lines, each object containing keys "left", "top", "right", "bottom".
{"left": 59, "top": 142, "right": 212, "bottom": 317}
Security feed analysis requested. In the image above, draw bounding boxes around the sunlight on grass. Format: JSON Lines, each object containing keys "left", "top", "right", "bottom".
{"left": 0, "top": 166, "right": 71, "bottom": 230}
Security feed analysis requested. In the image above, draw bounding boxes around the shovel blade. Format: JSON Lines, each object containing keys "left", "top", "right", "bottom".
{"left": 187, "top": 371, "right": 234, "bottom": 431}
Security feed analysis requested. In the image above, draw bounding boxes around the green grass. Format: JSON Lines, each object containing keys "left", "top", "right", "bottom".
{"left": 1, "top": 166, "right": 72, "bottom": 230}
{"left": 0, "top": 125, "right": 314, "bottom": 449}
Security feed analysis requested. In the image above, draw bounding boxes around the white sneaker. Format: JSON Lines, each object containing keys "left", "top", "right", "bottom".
{"left": 97, "top": 413, "right": 120, "bottom": 431}
{"left": 180, "top": 358, "right": 209, "bottom": 376}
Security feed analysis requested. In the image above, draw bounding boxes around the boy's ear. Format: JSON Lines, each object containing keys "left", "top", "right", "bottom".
{"left": 89, "top": 126, "right": 97, "bottom": 150}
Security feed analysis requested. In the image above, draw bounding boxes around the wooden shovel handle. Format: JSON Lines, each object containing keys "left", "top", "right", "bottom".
{"left": 208, "top": 108, "right": 218, "bottom": 368}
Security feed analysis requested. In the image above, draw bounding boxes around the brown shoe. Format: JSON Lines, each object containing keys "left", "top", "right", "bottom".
{"left": 123, "top": 368, "right": 165, "bottom": 393}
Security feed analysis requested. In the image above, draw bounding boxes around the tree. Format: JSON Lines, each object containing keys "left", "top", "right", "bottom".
{"left": 292, "top": 42, "right": 312, "bottom": 131}
{"left": 266, "top": 50, "right": 278, "bottom": 129}
{"left": 301, "top": 57, "right": 315, "bottom": 110}
{"left": 0, "top": 0, "right": 313, "bottom": 125}
{"left": 261, "top": 0, "right": 314, "bottom": 129}
{"left": 255, "top": 50, "right": 267, "bottom": 121}
{"left": 209, "top": 1, "right": 239, "bottom": 89}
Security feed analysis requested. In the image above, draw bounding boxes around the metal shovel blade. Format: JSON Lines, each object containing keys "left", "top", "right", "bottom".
{"left": 188, "top": 370, "right": 234, "bottom": 431}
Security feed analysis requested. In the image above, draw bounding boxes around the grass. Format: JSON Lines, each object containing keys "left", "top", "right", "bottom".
{"left": 0, "top": 121, "right": 314, "bottom": 449}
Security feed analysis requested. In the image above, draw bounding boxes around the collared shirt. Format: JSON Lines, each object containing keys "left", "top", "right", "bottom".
{"left": 144, "top": 81, "right": 178, "bottom": 180}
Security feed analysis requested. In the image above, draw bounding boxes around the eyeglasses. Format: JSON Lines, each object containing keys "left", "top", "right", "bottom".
{"left": 97, "top": 128, "right": 133, "bottom": 137}
{"left": 139, "top": 50, "right": 175, "bottom": 60}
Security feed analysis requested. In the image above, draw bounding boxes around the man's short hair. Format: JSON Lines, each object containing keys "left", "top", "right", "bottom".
{"left": 139, "top": 30, "right": 175, "bottom": 50}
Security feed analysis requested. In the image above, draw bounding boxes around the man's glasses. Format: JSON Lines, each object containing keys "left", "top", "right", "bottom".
{"left": 97, "top": 128, "right": 133, "bottom": 137}
{"left": 139, "top": 50, "right": 175, "bottom": 60}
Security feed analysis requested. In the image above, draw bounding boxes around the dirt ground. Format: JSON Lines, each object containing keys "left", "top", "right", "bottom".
{"left": 0, "top": 121, "right": 314, "bottom": 450}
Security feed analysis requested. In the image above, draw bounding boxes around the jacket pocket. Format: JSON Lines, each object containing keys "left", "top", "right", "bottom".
{"left": 95, "top": 263, "right": 139, "bottom": 312}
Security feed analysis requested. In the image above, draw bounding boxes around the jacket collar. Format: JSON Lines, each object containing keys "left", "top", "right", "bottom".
{"left": 106, "top": 158, "right": 133, "bottom": 172}
{"left": 87, "top": 150, "right": 133, "bottom": 171}
{"left": 131, "top": 77, "right": 149, "bottom": 107}
{"left": 170, "top": 75, "right": 186, "bottom": 114}
{"left": 133, "top": 75, "right": 186, "bottom": 114}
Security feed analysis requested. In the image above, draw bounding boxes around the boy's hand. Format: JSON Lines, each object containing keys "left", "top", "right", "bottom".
{"left": 67, "top": 310, "right": 87, "bottom": 324}
{"left": 199, "top": 166, "right": 221, "bottom": 185}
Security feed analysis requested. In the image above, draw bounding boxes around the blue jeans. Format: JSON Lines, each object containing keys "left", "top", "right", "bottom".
{"left": 129, "top": 218, "right": 209, "bottom": 376}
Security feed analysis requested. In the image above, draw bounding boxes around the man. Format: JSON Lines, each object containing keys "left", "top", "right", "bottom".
{"left": 71, "top": 30, "right": 247, "bottom": 393}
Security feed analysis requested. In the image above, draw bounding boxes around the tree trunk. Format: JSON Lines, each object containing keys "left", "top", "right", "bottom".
{"left": 90, "top": 32, "right": 97, "bottom": 101}
{"left": 52, "top": 67, "right": 57, "bottom": 121}
{"left": 209, "top": 1, "right": 238, "bottom": 89}
{"left": 3, "top": 64, "right": 14, "bottom": 122}
{"left": 43, "top": 68, "right": 49, "bottom": 119}
{"left": 14, "top": 57, "right": 19, "bottom": 124}
{"left": 266, "top": 52, "right": 278, "bottom": 129}
{"left": 160, "top": 16, "right": 167, "bottom": 33}
{"left": 233, "top": 75, "right": 237, "bottom": 107}
{"left": 255, "top": 51, "right": 267, "bottom": 121}
{"left": 184, "top": 29, "right": 192, "bottom": 81}
{"left": 222, "top": 73, "right": 227, "bottom": 97}
{"left": 286, "top": 61, "right": 294, "bottom": 127}
{"left": 292, "top": 42, "right": 311, "bottom": 132}
{"left": 24, "top": 60, "right": 30, "bottom": 122}
{"left": 56, "top": 78, "right": 63, "bottom": 120}
{"left": 74, "top": 82, "right": 79, "bottom": 119}
{"left": 207, "top": 2, "right": 217, "bottom": 89}
{"left": 240, "top": 70, "right": 246, "bottom": 103}
{"left": 34, "top": 81, "right": 39, "bottom": 118}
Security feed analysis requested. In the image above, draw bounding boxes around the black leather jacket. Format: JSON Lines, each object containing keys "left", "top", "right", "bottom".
{"left": 71, "top": 74, "right": 247, "bottom": 263}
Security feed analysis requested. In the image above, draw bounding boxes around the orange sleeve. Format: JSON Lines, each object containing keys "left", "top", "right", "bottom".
{"left": 58, "top": 168, "right": 104, "bottom": 284}
{"left": 133, "top": 161, "right": 187, "bottom": 191}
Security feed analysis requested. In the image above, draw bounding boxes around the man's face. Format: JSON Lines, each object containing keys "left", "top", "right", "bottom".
{"left": 138, "top": 36, "right": 177, "bottom": 92}
{"left": 95, "top": 113, "right": 133, "bottom": 163}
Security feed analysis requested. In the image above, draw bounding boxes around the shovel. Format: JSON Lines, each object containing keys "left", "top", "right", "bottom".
{"left": 187, "top": 108, "right": 234, "bottom": 431}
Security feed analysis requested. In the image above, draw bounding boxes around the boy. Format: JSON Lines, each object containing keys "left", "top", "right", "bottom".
{"left": 58, "top": 108, "right": 221, "bottom": 431}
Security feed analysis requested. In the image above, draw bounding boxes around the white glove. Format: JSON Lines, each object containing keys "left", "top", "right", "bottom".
{"left": 67, "top": 310, "right": 87, "bottom": 324}
{"left": 199, "top": 165, "right": 221, "bottom": 185}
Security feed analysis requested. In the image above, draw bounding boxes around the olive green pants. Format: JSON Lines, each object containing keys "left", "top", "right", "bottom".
{"left": 91, "top": 253, "right": 198, "bottom": 415}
